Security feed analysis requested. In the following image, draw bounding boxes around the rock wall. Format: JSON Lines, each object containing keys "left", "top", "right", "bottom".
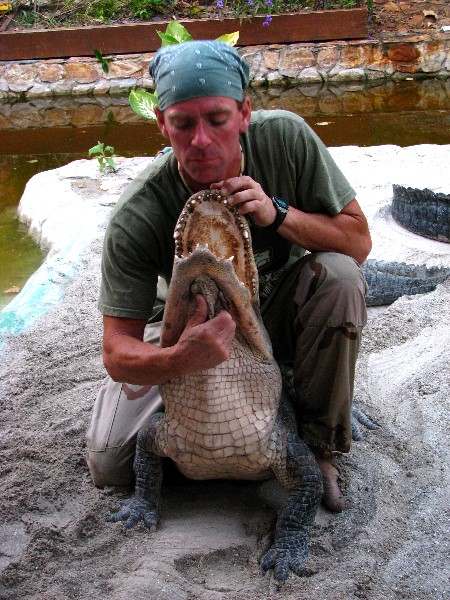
{"left": 0, "top": 33, "right": 449, "bottom": 101}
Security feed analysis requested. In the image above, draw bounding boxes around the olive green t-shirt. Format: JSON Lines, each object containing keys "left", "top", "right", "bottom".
{"left": 99, "top": 109, "right": 355, "bottom": 320}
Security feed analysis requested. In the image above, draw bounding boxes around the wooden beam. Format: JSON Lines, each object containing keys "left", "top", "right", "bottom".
{"left": 0, "top": 9, "right": 368, "bottom": 61}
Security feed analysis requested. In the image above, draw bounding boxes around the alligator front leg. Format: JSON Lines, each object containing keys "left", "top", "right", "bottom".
{"left": 107, "top": 413, "right": 165, "bottom": 530}
{"left": 260, "top": 430, "right": 323, "bottom": 583}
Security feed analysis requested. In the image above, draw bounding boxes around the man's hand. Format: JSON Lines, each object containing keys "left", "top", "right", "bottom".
{"left": 212, "top": 177, "right": 372, "bottom": 264}
{"left": 211, "top": 176, "right": 276, "bottom": 227}
{"left": 102, "top": 297, "right": 236, "bottom": 385}
{"left": 174, "top": 294, "right": 237, "bottom": 375}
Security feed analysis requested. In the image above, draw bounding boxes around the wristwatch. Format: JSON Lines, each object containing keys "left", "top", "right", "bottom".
{"left": 267, "top": 196, "right": 289, "bottom": 231}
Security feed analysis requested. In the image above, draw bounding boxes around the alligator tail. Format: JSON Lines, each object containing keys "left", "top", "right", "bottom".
{"left": 362, "top": 259, "right": 450, "bottom": 306}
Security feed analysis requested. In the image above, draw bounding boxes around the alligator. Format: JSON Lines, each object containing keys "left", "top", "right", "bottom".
{"left": 106, "top": 188, "right": 447, "bottom": 581}
{"left": 362, "top": 259, "right": 450, "bottom": 306}
{"left": 392, "top": 184, "right": 449, "bottom": 243}
{"left": 361, "top": 184, "right": 450, "bottom": 305}
{"left": 107, "top": 189, "right": 324, "bottom": 583}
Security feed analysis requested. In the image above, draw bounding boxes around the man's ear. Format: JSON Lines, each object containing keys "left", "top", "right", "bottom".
{"left": 239, "top": 96, "right": 252, "bottom": 133}
{"left": 155, "top": 108, "right": 169, "bottom": 138}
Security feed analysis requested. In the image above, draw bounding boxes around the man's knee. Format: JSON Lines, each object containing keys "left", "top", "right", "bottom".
{"left": 295, "top": 253, "right": 367, "bottom": 326}
{"left": 85, "top": 373, "right": 164, "bottom": 489}
{"left": 313, "top": 252, "right": 367, "bottom": 296}
{"left": 86, "top": 443, "right": 135, "bottom": 489}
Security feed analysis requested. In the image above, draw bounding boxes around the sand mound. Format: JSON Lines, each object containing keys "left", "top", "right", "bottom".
{"left": 0, "top": 146, "right": 449, "bottom": 599}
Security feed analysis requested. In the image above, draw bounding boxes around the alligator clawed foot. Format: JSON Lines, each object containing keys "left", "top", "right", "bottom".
{"left": 351, "top": 402, "right": 380, "bottom": 441}
{"left": 106, "top": 497, "right": 158, "bottom": 530}
{"left": 260, "top": 535, "right": 313, "bottom": 583}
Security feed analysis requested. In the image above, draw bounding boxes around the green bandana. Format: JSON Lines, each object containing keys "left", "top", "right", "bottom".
{"left": 149, "top": 40, "right": 250, "bottom": 111}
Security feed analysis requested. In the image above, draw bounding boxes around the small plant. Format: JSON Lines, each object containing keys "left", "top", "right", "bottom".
{"left": 14, "top": 5, "right": 41, "bottom": 28}
{"left": 85, "top": 0, "right": 122, "bottom": 22}
{"left": 89, "top": 141, "right": 118, "bottom": 172}
{"left": 129, "top": 0, "right": 169, "bottom": 20}
{"left": 94, "top": 48, "right": 115, "bottom": 73}
{"left": 129, "top": 20, "right": 239, "bottom": 122}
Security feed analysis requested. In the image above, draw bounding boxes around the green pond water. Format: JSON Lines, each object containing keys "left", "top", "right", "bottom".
{"left": 1, "top": 79, "right": 450, "bottom": 310}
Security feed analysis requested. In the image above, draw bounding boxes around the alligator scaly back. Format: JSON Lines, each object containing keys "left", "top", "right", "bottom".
{"left": 159, "top": 189, "right": 281, "bottom": 478}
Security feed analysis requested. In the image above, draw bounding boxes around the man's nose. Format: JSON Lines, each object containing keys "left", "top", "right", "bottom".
{"left": 191, "top": 123, "right": 211, "bottom": 148}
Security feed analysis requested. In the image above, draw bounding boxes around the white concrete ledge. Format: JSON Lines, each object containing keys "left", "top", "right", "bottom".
{"left": 1, "top": 146, "right": 449, "bottom": 348}
{"left": 0, "top": 156, "right": 151, "bottom": 342}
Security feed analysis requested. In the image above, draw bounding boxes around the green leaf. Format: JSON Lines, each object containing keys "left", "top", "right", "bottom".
{"left": 101, "top": 61, "right": 109, "bottom": 74}
{"left": 129, "top": 89, "right": 158, "bottom": 121}
{"left": 165, "top": 20, "right": 193, "bottom": 43}
{"left": 216, "top": 31, "right": 239, "bottom": 46}
{"left": 93, "top": 48, "right": 103, "bottom": 60}
{"left": 104, "top": 145, "right": 115, "bottom": 154}
{"left": 89, "top": 142, "right": 104, "bottom": 156}
{"left": 157, "top": 32, "right": 181, "bottom": 46}
{"left": 105, "top": 157, "right": 116, "bottom": 170}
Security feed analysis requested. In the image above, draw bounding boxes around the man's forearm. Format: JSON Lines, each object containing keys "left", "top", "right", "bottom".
{"left": 103, "top": 334, "right": 178, "bottom": 385}
{"left": 277, "top": 200, "right": 372, "bottom": 265}
{"left": 101, "top": 300, "right": 237, "bottom": 386}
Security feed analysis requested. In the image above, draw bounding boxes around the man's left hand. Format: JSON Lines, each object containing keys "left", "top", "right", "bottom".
{"left": 211, "top": 176, "right": 276, "bottom": 228}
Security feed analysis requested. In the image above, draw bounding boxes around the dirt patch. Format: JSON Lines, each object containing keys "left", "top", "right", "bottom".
{"left": 0, "top": 240, "right": 448, "bottom": 599}
{"left": 369, "top": 0, "right": 450, "bottom": 36}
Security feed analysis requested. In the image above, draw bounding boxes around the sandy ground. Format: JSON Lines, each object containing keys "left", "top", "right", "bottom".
{"left": 0, "top": 146, "right": 449, "bottom": 600}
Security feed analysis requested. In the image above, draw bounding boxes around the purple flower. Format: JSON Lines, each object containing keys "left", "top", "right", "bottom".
{"left": 217, "top": 0, "right": 223, "bottom": 7}
{"left": 265, "top": 0, "right": 273, "bottom": 5}
{"left": 263, "top": 14, "right": 273, "bottom": 26}
{"left": 247, "top": 0, "right": 254, "bottom": 5}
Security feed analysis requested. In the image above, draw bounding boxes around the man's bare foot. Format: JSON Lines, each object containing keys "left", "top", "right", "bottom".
{"left": 313, "top": 453, "right": 346, "bottom": 513}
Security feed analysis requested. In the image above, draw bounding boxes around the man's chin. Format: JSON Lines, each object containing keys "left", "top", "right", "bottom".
{"left": 184, "top": 168, "right": 223, "bottom": 190}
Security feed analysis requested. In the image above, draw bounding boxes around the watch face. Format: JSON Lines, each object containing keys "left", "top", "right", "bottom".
{"left": 273, "top": 196, "right": 289, "bottom": 212}
{"left": 268, "top": 196, "right": 289, "bottom": 231}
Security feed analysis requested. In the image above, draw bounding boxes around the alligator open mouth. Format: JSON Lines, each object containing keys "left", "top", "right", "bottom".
{"left": 173, "top": 189, "right": 259, "bottom": 301}
{"left": 161, "top": 189, "right": 273, "bottom": 362}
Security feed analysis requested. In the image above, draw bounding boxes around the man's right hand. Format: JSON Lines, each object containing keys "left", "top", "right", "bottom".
{"left": 173, "top": 294, "right": 236, "bottom": 375}
{"left": 102, "top": 295, "right": 236, "bottom": 385}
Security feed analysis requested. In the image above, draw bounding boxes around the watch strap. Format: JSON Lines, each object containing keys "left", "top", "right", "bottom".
{"left": 267, "top": 196, "right": 289, "bottom": 231}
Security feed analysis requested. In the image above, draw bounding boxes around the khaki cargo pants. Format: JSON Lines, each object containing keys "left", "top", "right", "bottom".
{"left": 85, "top": 252, "right": 368, "bottom": 488}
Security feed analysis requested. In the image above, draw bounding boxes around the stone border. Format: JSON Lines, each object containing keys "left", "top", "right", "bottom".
{"left": 1, "top": 33, "right": 449, "bottom": 101}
